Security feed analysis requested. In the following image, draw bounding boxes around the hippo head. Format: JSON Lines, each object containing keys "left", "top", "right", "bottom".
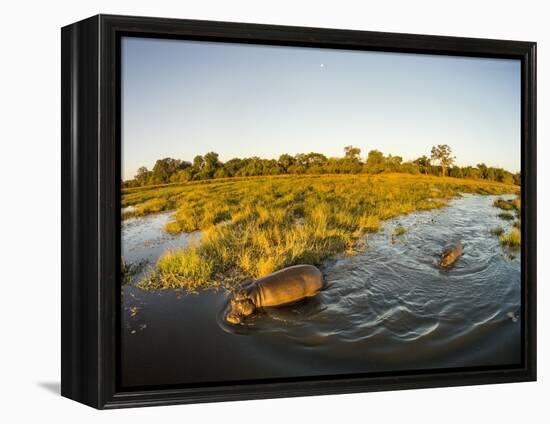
{"left": 225, "top": 296, "right": 255, "bottom": 325}
{"left": 439, "top": 252, "right": 455, "bottom": 267}
{"left": 439, "top": 242, "right": 463, "bottom": 268}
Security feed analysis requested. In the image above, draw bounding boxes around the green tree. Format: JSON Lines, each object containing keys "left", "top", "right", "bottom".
{"left": 198, "top": 151, "right": 221, "bottom": 179}
{"left": 399, "top": 162, "right": 420, "bottom": 175}
{"left": 263, "top": 159, "right": 284, "bottom": 175}
{"left": 462, "top": 166, "right": 480, "bottom": 180}
{"left": 366, "top": 150, "right": 385, "bottom": 173}
{"left": 170, "top": 168, "right": 193, "bottom": 182}
{"left": 501, "top": 171, "right": 514, "bottom": 185}
{"left": 477, "top": 163, "right": 489, "bottom": 179}
{"left": 179, "top": 160, "right": 192, "bottom": 170}
{"left": 493, "top": 168, "right": 506, "bottom": 183}
{"left": 152, "top": 158, "right": 181, "bottom": 183}
{"left": 430, "top": 145, "right": 455, "bottom": 177}
{"left": 213, "top": 167, "right": 230, "bottom": 179}
{"left": 135, "top": 166, "right": 152, "bottom": 186}
{"left": 385, "top": 155, "right": 402, "bottom": 172}
{"left": 304, "top": 152, "right": 327, "bottom": 166}
{"left": 193, "top": 155, "right": 204, "bottom": 170}
{"left": 413, "top": 155, "right": 430, "bottom": 175}
{"left": 278, "top": 154, "right": 295, "bottom": 172}
{"left": 204, "top": 152, "right": 220, "bottom": 169}
{"left": 223, "top": 158, "right": 244, "bottom": 176}
{"left": 449, "top": 166, "right": 463, "bottom": 178}
{"left": 344, "top": 145, "right": 361, "bottom": 160}
{"left": 123, "top": 147, "right": 520, "bottom": 186}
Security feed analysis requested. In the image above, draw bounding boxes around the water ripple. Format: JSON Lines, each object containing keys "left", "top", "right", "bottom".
{"left": 240, "top": 194, "right": 521, "bottom": 351}
{"left": 121, "top": 194, "right": 522, "bottom": 386}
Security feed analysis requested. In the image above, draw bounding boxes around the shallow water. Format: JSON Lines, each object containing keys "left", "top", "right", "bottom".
{"left": 122, "top": 212, "right": 201, "bottom": 265}
{"left": 121, "top": 194, "right": 521, "bottom": 387}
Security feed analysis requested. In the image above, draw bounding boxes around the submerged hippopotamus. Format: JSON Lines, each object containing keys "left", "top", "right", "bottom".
{"left": 439, "top": 241, "right": 463, "bottom": 268}
{"left": 225, "top": 264, "right": 324, "bottom": 325}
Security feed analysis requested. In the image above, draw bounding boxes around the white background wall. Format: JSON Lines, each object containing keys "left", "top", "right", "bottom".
{"left": 0, "top": 0, "right": 546, "bottom": 422}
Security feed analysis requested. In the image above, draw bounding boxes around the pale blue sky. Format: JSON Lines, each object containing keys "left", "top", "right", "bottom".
{"left": 122, "top": 36, "right": 521, "bottom": 180}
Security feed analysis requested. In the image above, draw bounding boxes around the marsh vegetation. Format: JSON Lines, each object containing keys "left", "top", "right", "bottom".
{"left": 122, "top": 173, "right": 519, "bottom": 291}
{"left": 492, "top": 197, "right": 521, "bottom": 249}
{"left": 122, "top": 192, "right": 522, "bottom": 385}
{"left": 393, "top": 224, "right": 407, "bottom": 237}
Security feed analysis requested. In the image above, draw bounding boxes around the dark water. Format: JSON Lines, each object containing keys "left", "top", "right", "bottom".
{"left": 121, "top": 194, "right": 521, "bottom": 388}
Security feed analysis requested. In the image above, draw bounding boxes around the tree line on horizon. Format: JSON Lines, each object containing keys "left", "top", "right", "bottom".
{"left": 123, "top": 144, "right": 520, "bottom": 188}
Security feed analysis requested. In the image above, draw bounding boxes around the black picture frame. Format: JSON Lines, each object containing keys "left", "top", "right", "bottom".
{"left": 61, "top": 14, "right": 537, "bottom": 409}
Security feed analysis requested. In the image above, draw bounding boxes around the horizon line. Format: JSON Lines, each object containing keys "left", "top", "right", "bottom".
{"left": 123, "top": 148, "right": 519, "bottom": 180}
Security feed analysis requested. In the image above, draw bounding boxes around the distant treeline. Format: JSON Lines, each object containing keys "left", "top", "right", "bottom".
{"left": 123, "top": 145, "right": 520, "bottom": 188}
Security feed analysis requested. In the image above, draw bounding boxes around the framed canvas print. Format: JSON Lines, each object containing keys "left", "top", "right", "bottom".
{"left": 61, "top": 14, "right": 536, "bottom": 409}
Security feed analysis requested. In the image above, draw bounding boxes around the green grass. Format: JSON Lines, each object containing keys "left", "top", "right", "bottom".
{"left": 121, "top": 259, "right": 147, "bottom": 286}
{"left": 124, "top": 173, "right": 518, "bottom": 290}
{"left": 498, "top": 212, "right": 515, "bottom": 221}
{"left": 500, "top": 228, "right": 521, "bottom": 249}
{"left": 490, "top": 226, "right": 505, "bottom": 236}
{"left": 139, "top": 249, "right": 215, "bottom": 290}
{"left": 493, "top": 198, "right": 520, "bottom": 211}
{"left": 122, "top": 197, "right": 172, "bottom": 220}
{"left": 494, "top": 197, "right": 521, "bottom": 220}
{"left": 490, "top": 196, "right": 521, "bottom": 250}
{"left": 393, "top": 224, "right": 407, "bottom": 236}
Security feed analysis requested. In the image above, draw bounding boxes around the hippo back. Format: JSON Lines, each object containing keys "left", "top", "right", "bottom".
{"left": 439, "top": 241, "right": 464, "bottom": 267}
{"left": 254, "top": 265, "right": 324, "bottom": 307}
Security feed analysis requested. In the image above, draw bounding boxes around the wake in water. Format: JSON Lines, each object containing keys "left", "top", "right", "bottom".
{"left": 221, "top": 195, "right": 520, "bottom": 347}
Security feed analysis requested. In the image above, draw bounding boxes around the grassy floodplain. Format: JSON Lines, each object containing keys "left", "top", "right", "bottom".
{"left": 122, "top": 173, "right": 519, "bottom": 291}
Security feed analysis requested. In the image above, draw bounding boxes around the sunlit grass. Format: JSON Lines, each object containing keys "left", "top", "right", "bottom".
{"left": 500, "top": 229, "right": 521, "bottom": 249}
{"left": 493, "top": 197, "right": 521, "bottom": 218}
{"left": 122, "top": 197, "right": 172, "bottom": 220}
{"left": 123, "top": 173, "right": 519, "bottom": 290}
{"left": 138, "top": 249, "right": 215, "bottom": 290}
{"left": 490, "top": 195, "right": 521, "bottom": 251}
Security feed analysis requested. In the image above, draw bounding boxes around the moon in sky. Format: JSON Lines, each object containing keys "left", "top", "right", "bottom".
{"left": 320, "top": 63, "right": 325, "bottom": 68}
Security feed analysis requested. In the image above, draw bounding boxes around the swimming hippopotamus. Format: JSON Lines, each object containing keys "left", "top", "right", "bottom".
{"left": 439, "top": 241, "right": 463, "bottom": 268}
{"left": 225, "top": 264, "right": 324, "bottom": 325}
